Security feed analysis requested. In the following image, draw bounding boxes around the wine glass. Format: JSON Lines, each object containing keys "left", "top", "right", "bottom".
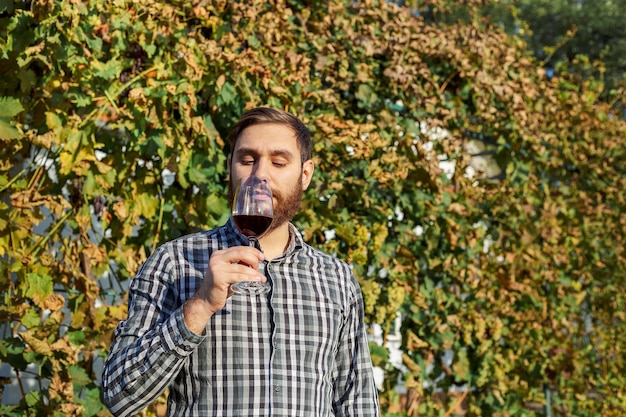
{"left": 230, "top": 175, "right": 273, "bottom": 294}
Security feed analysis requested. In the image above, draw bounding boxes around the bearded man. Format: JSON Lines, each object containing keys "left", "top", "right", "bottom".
{"left": 102, "top": 107, "right": 380, "bottom": 417}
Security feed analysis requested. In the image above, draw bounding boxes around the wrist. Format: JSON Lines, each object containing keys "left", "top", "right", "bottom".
{"left": 183, "top": 296, "right": 215, "bottom": 335}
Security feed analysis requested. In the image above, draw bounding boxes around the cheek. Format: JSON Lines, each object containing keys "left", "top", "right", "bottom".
{"left": 231, "top": 167, "right": 251, "bottom": 183}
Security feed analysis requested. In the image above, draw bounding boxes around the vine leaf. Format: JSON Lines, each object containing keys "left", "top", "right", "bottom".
{"left": 0, "top": 97, "right": 24, "bottom": 139}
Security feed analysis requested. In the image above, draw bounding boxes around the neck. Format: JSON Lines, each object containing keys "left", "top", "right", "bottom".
{"left": 258, "top": 222, "right": 290, "bottom": 260}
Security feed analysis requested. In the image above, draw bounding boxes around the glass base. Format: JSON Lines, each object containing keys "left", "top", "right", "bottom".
{"left": 230, "top": 281, "right": 270, "bottom": 295}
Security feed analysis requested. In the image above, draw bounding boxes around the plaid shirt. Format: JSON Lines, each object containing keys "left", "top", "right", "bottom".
{"left": 102, "top": 219, "right": 380, "bottom": 417}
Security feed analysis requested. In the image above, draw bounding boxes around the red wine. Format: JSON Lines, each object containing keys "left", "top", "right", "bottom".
{"left": 233, "top": 215, "right": 272, "bottom": 238}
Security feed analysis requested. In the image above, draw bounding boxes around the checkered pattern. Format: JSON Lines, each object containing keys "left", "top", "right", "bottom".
{"left": 102, "top": 219, "right": 380, "bottom": 417}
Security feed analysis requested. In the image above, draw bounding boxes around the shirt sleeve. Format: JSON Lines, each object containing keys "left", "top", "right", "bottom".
{"left": 101, "top": 245, "right": 205, "bottom": 417}
{"left": 332, "top": 278, "right": 381, "bottom": 417}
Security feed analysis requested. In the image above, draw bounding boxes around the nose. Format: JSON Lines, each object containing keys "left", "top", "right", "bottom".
{"left": 251, "top": 158, "right": 271, "bottom": 180}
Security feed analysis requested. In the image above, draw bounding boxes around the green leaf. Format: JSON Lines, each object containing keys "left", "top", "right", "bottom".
{"left": 83, "top": 171, "right": 96, "bottom": 194}
{"left": 21, "top": 308, "right": 41, "bottom": 328}
{"left": 67, "top": 330, "right": 86, "bottom": 345}
{"left": 21, "top": 273, "right": 53, "bottom": 302}
{"left": 187, "top": 152, "right": 215, "bottom": 185}
{"left": 69, "top": 92, "right": 93, "bottom": 107}
{"left": 246, "top": 34, "right": 261, "bottom": 49}
{"left": 92, "top": 59, "right": 124, "bottom": 80}
{"left": 24, "top": 390, "right": 41, "bottom": 408}
{"left": 68, "top": 364, "right": 91, "bottom": 385}
{"left": 0, "top": 120, "right": 20, "bottom": 140}
{"left": 17, "top": 69, "right": 37, "bottom": 93}
{"left": 0, "top": 97, "right": 24, "bottom": 139}
{"left": 368, "top": 343, "right": 389, "bottom": 366}
{"left": 0, "top": 338, "right": 26, "bottom": 357}
{"left": 135, "top": 193, "right": 160, "bottom": 219}
{"left": 206, "top": 194, "right": 229, "bottom": 217}
{"left": 218, "top": 81, "right": 237, "bottom": 105}
{"left": 143, "top": 43, "right": 157, "bottom": 57}
{"left": 77, "top": 385, "right": 107, "bottom": 416}
{"left": 0, "top": 405, "right": 20, "bottom": 417}
{"left": 0, "top": 97, "right": 23, "bottom": 119}
{"left": 45, "top": 111, "right": 63, "bottom": 131}
{"left": 188, "top": 165, "right": 212, "bottom": 184}
{"left": 452, "top": 348, "right": 471, "bottom": 382}
{"left": 355, "top": 84, "right": 377, "bottom": 108}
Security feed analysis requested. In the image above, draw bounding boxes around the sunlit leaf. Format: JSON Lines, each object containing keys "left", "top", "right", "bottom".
{"left": 0, "top": 96, "right": 24, "bottom": 119}
{"left": 20, "top": 273, "right": 53, "bottom": 307}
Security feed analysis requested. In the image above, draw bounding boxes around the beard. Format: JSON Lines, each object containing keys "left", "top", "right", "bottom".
{"left": 269, "top": 179, "right": 303, "bottom": 232}
{"left": 228, "top": 174, "right": 303, "bottom": 232}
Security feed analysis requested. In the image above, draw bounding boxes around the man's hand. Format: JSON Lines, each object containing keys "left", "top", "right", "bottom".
{"left": 183, "top": 246, "right": 266, "bottom": 334}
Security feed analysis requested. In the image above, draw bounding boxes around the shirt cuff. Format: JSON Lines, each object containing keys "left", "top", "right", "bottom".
{"left": 161, "top": 307, "right": 205, "bottom": 357}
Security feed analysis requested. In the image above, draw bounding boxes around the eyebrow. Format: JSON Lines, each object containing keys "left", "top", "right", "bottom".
{"left": 234, "top": 147, "right": 296, "bottom": 160}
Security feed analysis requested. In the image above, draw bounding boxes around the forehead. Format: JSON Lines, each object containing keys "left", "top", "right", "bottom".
{"left": 235, "top": 123, "right": 300, "bottom": 155}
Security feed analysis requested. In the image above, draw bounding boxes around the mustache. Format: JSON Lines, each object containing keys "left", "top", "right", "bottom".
{"left": 270, "top": 188, "right": 283, "bottom": 201}
{"left": 227, "top": 180, "right": 282, "bottom": 206}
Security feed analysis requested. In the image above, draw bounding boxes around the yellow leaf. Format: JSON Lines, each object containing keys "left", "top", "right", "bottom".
{"left": 406, "top": 332, "right": 429, "bottom": 350}
{"left": 216, "top": 74, "right": 226, "bottom": 90}
{"left": 128, "top": 87, "right": 147, "bottom": 105}
{"left": 574, "top": 290, "right": 587, "bottom": 306}
{"left": 134, "top": 193, "right": 160, "bottom": 218}
{"left": 452, "top": 349, "right": 470, "bottom": 380}
{"left": 447, "top": 202, "right": 468, "bottom": 215}
{"left": 71, "top": 310, "right": 86, "bottom": 329}
{"left": 124, "top": 246, "right": 147, "bottom": 276}
{"left": 58, "top": 403, "right": 83, "bottom": 416}
{"left": 45, "top": 111, "right": 63, "bottom": 131}
{"left": 113, "top": 200, "right": 129, "bottom": 220}
{"left": 51, "top": 338, "right": 79, "bottom": 364}
{"left": 21, "top": 273, "right": 53, "bottom": 308}
{"left": 43, "top": 293, "right": 66, "bottom": 311}
{"left": 49, "top": 373, "right": 74, "bottom": 402}
{"left": 83, "top": 243, "right": 106, "bottom": 265}
{"left": 95, "top": 159, "right": 112, "bottom": 174}
{"left": 20, "top": 330, "right": 52, "bottom": 356}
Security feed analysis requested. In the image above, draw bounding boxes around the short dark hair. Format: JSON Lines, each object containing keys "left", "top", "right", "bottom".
{"left": 227, "top": 107, "right": 312, "bottom": 164}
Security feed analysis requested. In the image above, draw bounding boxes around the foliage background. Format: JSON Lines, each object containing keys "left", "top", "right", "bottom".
{"left": 433, "top": 0, "right": 626, "bottom": 110}
{"left": 1, "top": 0, "right": 625, "bottom": 416}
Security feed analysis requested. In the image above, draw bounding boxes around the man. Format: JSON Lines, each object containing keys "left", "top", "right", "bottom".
{"left": 102, "top": 107, "right": 380, "bottom": 417}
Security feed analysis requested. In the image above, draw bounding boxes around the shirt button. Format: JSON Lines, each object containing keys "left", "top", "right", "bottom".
{"left": 274, "top": 385, "right": 281, "bottom": 393}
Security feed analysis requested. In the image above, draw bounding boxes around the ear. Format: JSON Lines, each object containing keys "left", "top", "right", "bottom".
{"left": 301, "top": 159, "right": 314, "bottom": 190}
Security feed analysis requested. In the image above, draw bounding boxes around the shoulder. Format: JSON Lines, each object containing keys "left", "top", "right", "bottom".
{"left": 300, "top": 242, "right": 350, "bottom": 270}
{"left": 158, "top": 224, "right": 232, "bottom": 253}
{"left": 290, "top": 225, "right": 350, "bottom": 271}
{"left": 288, "top": 224, "right": 363, "bottom": 302}
{"left": 298, "top": 242, "right": 362, "bottom": 298}
{"left": 131, "top": 226, "right": 232, "bottom": 289}
{"left": 141, "top": 225, "right": 232, "bottom": 272}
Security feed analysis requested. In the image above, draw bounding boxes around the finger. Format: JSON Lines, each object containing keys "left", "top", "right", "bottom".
{"left": 230, "top": 263, "right": 266, "bottom": 283}
{"left": 214, "top": 246, "right": 264, "bottom": 265}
